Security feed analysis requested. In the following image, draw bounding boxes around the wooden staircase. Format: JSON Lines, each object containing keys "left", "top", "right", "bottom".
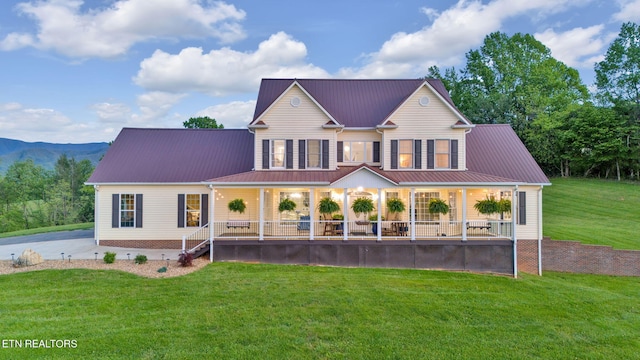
{"left": 183, "top": 224, "right": 211, "bottom": 259}
{"left": 190, "top": 241, "right": 210, "bottom": 259}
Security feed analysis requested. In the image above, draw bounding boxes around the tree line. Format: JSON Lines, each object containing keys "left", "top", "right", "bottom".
{"left": 428, "top": 22, "right": 640, "bottom": 180}
{"left": 0, "top": 155, "right": 94, "bottom": 233}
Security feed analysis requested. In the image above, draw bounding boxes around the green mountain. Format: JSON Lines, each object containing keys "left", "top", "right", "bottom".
{"left": 0, "top": 138, "right": 109, "bottom": 174}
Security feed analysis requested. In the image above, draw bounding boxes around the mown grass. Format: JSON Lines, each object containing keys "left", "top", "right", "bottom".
{"left": 0, "top": 263, "right": 638, "bottom": 359}
{"left": 0, "top": 223, "right": 93, "bottom": 239}
{"left": 544, "top": 178, "right": 640, "bottom": 249}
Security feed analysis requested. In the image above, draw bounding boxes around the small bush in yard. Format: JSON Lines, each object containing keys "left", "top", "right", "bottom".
{"left": 103, "top": 252, "right": 116, "bottom": 264}
{"left": 134, "top": 254, "right": 148, "bottom": 264}
{"left": 177, "top": 251, "right": 193, "bottom": 267}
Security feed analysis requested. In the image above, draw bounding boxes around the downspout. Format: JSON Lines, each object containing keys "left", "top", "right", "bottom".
{"left": 538, "top": 186, "right": 544, "bottom": 276}
{"left": 209, "top": 184, "right": 215, "bottom": 262}
{"left": 513, "top": 185, "right": 518, "bottom": 279}
{"left": 94, "top": 185, "right": 99, "bottom": 245}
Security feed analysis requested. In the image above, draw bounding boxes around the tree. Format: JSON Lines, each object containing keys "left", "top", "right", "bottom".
{"left": 429, "top": 32, "right": 589, "bottom": 137}
{"left": 3, "top": 160, "right": 49, "bottom": 229}
{"left": 595, "top": 22, "right": 640, "bottom": 178}
{"left": 183, "top": 116, "right": 224, "bottom": 129}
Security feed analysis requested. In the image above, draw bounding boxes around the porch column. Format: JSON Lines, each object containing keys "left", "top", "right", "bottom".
{"left": 309, "top": 188, "right": 315, "bottom": 241}
{"left": 512, "top": 185, "right": 518, "bottom": 278}
{"left": 259, "top": 188, "right": 265, "bottom": 241}
{"left": 94, "top": 185, "right": 99, "bottom": 245}
{"left": 461, "top": 187, "right": 467, "bottom": 241}
{"left": 376, "top": 188, "right": 382, "bottom": 242}
{"left": 538, "top": 187, "right": 543, "bottom": 276}
{"left": 343, "top": 188, "right": 348, "bottom": 241}
{"left": 410, "top": 188, "right": 416, "bottom": 242}
{"left": 209, "top": 185, "right": 215, "bottom": 262}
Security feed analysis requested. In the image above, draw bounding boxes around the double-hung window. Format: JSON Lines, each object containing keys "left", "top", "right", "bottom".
{"left": 399, "top": 140, "right": 413, "bottom": 169}
{"left": 112, "top": 193, "right": 142, "bottom": 228}
{"left": 272, "top": 140, "right": 285, "bottom": 168}
{"left": 186, "top": 194, "right": 201, "bottom": 227}
{"left": 435, "top": 139, "right": 450, "bottom": 169}
{"left": 307, "top": 140, "right": 321, "bottom": 168}
{"left": 120, "top": 194, "right": 135, "bottom": 227}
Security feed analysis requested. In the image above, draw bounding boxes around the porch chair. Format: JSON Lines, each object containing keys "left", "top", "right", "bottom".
{"left": 297, "top": 215, "right": 310, "bottom": 233}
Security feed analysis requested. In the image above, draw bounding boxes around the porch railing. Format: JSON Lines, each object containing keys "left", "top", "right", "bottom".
{"left": 208, "top": 219, "right": 512, "bottom": 240}
{"left": 182, "top": 223, "right": 210, "bottom": 252}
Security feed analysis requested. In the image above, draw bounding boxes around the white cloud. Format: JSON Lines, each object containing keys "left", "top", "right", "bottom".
{"left": 613, "top": 0, "right": 640, "bottom": 21}
{"left": 0, "top": 0, "right": 246, "bottom": 58}
{"left": 535, "top": 25, "right": 609, "bottom": 68}
{"left": 92, "top": 102, "right": 132, "bottom": 123}
{"left": 133, "top": 31, "right": 329, "bottom": 95}
{"left": 340, "top": 0, "right": 592, "bottom": 78}
{"left": 132, "top": 91, "right": 187, "bottom": 125}
{"left": 195, "top": 100, "right": 256, "bottom": 128}
{"left": 0, "top": 103, "right": 113, "bottom": 143}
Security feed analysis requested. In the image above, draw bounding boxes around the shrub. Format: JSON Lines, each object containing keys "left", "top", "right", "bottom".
{"left": 134, "top": 254, "right": 148, "bottom": 264}
{"left": 103, "top": 252, "right": 116, "bottom": 264}
{"left": 178, "top": 251, "right": 193, "bottom": 267}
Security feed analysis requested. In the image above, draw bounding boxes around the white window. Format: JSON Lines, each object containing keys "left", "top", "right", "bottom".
{"left": 448, "top": 191, "right": 457, "bottom": 221}
{"left": 399, "top": 140, "right": 413, "bottom": 169}
{"left": 343, "top": 141, "right": 373, "bottom": 162}
{"left": 435, "top": 139, "right": 450, "bottom": 169}
{"left": 186, "top": 194, "right": 201, "bottom": 227}
{"left": 272, "top": 140, "right": 285, "bottom": 168}
{"left": 415, "top": 192, "right": 439, "bottom": 222}
{"left": 120, "top": 194, "right": 135, "bottom": 227}
{"left": 279, "top": 191, "right": 310, "bottom": 221}
{"left": 307, "top": 140, "right": 321, "bottom": 168}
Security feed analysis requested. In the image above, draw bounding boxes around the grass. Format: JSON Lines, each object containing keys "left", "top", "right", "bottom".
{"left": 544, "top": 178, "right": 640, "bottom": 249}
{"left": 0, "top": 263, "right": 638, "bottom": 359}
{"left": 0, "top": 223, "right": 93, "bottom": 239}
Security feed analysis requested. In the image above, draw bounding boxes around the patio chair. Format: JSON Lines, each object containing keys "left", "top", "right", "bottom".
{"left": 297, "top": 215, "right": 310, "bottom": 233}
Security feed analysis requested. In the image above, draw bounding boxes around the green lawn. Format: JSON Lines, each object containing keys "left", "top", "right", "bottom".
{"left": 0, "top": 223, "right": 93, "bottom": 239}
{"left": 544, "top": 178, "right": 640, "bottom": 249}
{"left": 0, "top": 263, "right": 638, "bottom": 359}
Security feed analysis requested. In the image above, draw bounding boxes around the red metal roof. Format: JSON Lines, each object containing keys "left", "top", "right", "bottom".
{"left": 87, "top": 128, "right": 254, "bottom": 183}
{"left": 252, "top": 78, "right": 466, "bottom": 128}
{"left": 466, "top": 124, "right": 550, "bottom": 184}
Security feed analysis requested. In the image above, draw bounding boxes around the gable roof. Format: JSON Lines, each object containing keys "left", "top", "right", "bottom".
{"left": 87, "top": 128, "right": 254, "bottom": 183}
{"left": 466, "top": 124, "right": 550, "bottom": 184}
{"left": 252, "top": 78, "right": 469, "bottom": 128}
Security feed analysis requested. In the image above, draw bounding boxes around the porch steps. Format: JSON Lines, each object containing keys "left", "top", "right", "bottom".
{"left": 190, "top": 242, "right": 210, "bottom": 259}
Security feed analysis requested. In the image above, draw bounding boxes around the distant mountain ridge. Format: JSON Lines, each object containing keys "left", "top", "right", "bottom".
{"left": 0, "top": 138, "right": 109, "bottom": 174}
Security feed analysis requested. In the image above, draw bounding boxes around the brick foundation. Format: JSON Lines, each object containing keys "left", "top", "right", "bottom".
{"left": 541, "top": 238, "right": 640, "bottom": 277}
{"left": 99, "top": 240, "right": 183, "bottom": 249}
{"left": 517, "top": 239, "right": 540, "bottom": 275}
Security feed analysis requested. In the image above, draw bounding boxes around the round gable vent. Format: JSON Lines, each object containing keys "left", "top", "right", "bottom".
{"left": 419, "top": 96, "right": 430, "bottom": 106}
{"left": 290, "top": 97, "right": 301, "bottom": 107}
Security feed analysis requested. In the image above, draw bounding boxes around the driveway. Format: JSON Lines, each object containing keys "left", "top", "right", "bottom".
{"left": 0, "top": 229, "right": 185, "bottom": 260}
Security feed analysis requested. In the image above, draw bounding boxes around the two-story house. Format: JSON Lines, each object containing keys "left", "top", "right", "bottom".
{"left": 87, "top": 78, "right": 550, "bottom": 276}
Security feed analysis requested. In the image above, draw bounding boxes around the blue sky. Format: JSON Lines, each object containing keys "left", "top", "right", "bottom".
{"left": 0, "top": 0, "right": 636, "bottom": 143}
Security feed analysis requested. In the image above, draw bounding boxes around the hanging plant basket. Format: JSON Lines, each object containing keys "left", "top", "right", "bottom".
{"left": 474, "top": 198, "right": 499, "bottom": 216}
{"left": 498, "top": 198, "right": 511, "bottom": 214}
{"left": 318, "top": 197, "right": 340, "bottom": 219}
{"left": 278, "top": 198, "right": 297, "bottom": 212}
{"left": 228, "top": 198, "right": 246, "bottom": 214}
{"left": 351, "top": 197, "right": 374, "bottom": 219}
{"left": 428, "top": 198, "right": 450, "bottom": 215}
{"left": 386, "top": 198, "right": 406, "bottom": 220}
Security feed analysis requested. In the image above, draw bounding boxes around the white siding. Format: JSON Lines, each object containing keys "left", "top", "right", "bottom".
{"left": 98, "top": 185, "right": 210, "bottom": 241}
{"left": 383, "top": 85, "right": 467, "bottom": 170}
{"left": 516, "top": 186, "right": 541, "bottom": 239}
{"left": 254, "top": 85, "right": 337, "bottom": 170}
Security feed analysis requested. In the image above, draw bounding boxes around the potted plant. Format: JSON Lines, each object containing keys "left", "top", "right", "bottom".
{"left": 228, "top": 198, "right": 246, "bottom": 214}
{"left": 369, "top": 214, "right": 385, "bottom": 234}
{"left": 278, "top": 198, "right": 297, "bottom": 213}
{"left": 351, "top": 197, "right": 374, "bottom": 224}
{"left": 318, "top": 197, "right": 340, "bottom": 220}
{"left": 428, "top": 198, "right": 450, "bottom": 236}
{"left": 474, "top": 197, "right": 499, "bottom": 217}
{"left": 386, "top": 198, "right": 406, "bottom": 220}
